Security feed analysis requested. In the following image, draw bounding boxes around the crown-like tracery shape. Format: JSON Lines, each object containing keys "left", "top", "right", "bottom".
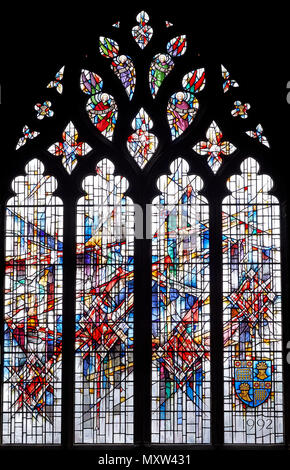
{"left": 127, "top": 108, "right": 158, "bottom": 168}
{"left": 256, "top": 361, "right": 268, "bottom": 370}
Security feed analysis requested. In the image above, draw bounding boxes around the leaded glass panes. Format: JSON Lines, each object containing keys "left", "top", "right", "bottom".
{"left": 75, "top": 159, "right": 134, "bottom": 443}
{"left": 2, "top": 159, "right": 63, "bottom": 444}
{"left": 132, "top": 11, "right": 153, "bottom": 49}
{"left": 1, "top": 8, "right": 287, "bottom": 451}
{"left": 46, "top": 66, "right": 65, "bottom": 94}
{"left": 246, "top": 124, "right": 270, "bottom": 148}
{"left": 193, "top": 121, "right": 236, "bottom": 174}
{"left": 80, "top": 69, "right": 118, "bottom": 141}
{"left": 16, "top": 125, "right": 40, "bottom": 150}
{"left": 167, "top": 68, "right": 205, "bottom": 141}
{"left": 223, "top": 158, "right": 283, "bottom": 444}
{"left": 151, "top": 158, "right": 211, "bottom": 444}
{"left": 47, "top": 121, "right": 92, "bottom": 174}
{"left": 127, "top": 108, "right": 158, "bottom": 168}
{"left": 99, "top": 37, "right": 136, "bottom": 101}
{"left": 149, "top": 35, "right": 187, "bottom": 99}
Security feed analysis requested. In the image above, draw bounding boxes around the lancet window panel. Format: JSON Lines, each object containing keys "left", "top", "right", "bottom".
{"left": 151, "top": 158, "right": 211, "bottom": 444}
{"left": 2, "top": 159, "right": 63, "bottom": 444}
{"left": 222, "top": 157, "right": 283, "bottom": 444}
{"left": 74, "top": 158, "right": 135, "bottom": 444}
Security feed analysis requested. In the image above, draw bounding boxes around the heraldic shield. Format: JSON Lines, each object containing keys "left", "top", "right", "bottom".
{"left": 234, "top": 360, "right": 272, "bottom": 407}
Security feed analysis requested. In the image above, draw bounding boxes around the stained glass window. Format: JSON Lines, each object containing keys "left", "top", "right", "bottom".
{"left": 46, "top": 66, "right": 65, "bottom": 94}
{"left": 222, "top": 158, "right": 283, "bottom": 444}
{"left": 127, "top": 108, "right": 158, "bottom": 168}
{"left": 246, "top": 124, "right": 270, "bottom": 148}
{"left": 221, "top": 64, "right": 239, "bottom": 93}
{"left": 47, "top": 121, "right": 92, "bottom": 174}
{"left": 16, "top": 125, "right": 40, "bottom": 150}
{"left": 99, "top": 37, "right": 136, "bottom": 101}
{"left": 149, "top": 35, "right": 187, "bottom": 98}
{"left": 2, "top": 159, "right": 63, "bottom": 444}
{"left": 151, "top": 158, "right": 210, "bottom": 444}
{"left": 75, "top": 159, "right": 134, "bottom": 443}
{"left": 167, "top": 68, "right": 205, "bottom": 141}
{"left": 131, "top": 11, "right": 153, "bottom": 49}
{"left": 193, "top": 121, "right": 236, "bottom": 173}
{"left": 80, "top": 69, "right": 118, "bottom": 141}
{"left": 1, "top": 7, "right": 287, "bottom": 453}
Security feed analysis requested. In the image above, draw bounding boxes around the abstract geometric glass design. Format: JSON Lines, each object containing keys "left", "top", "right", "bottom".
{"left": 246, "top": 124, "right": 270, "bottom": 148}
{"left": 167, "top": 68, "right": 205, "bottom": 140}
{"left": 221, "top": 65, "right": 239, "bottom": 93}
{"left": 149, "top": 35, "right": 187, "bottom": 98}
{"left": 47, "top": 121, "right": 92, "bottom": 174}
{"left": 80, "top": 69, "right": 118, "bottom": 141}
{"left": 222, "top": 158, "right": 283, "bottom": 444}
{"left": 99, "top": 37, "right": 136, "bottom": 100}
{"left": 2, "top": 159, "right": 63, "bottom": 444}
{"left": 75, "top": 159, "right": 134, "bottom": 443}
{"left": 152, "top": 158, "right": 210, "bottom": 443}
{"left": 193, "top": 121, "right": 236, "bottom": 173}
{"left": 127, "top": 108, "right": 158, "bottom": 169}
{"left": 132, "top": 11, "right": 153, "bottom": 49}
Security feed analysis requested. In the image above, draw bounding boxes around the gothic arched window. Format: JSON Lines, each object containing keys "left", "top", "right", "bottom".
{"left": 1, "top": 6, "right": 289, "bottom": 458}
